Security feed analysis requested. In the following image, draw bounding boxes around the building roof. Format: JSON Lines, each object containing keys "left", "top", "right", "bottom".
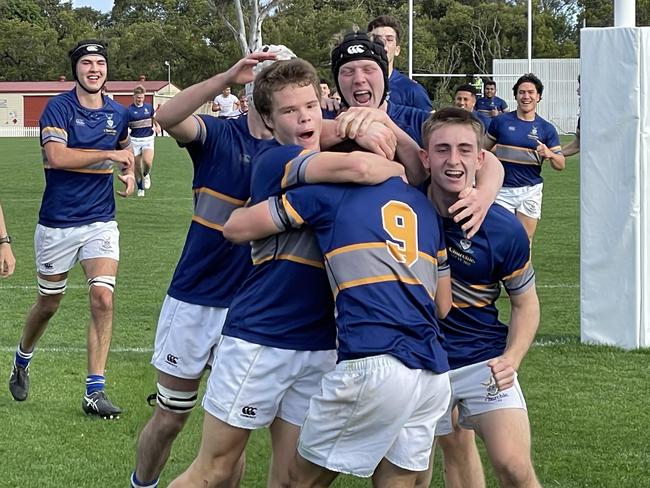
{"left": 0, "top": 80, "right": 174, "bottom": 94}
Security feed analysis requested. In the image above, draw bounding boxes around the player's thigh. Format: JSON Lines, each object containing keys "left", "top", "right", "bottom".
{"left": 142, "top": 147, "right": 155, "bottom": 166}
{"left": 34, "top": 224, "right": 82, "bottom": 275}
{"left": 473, "top": 408, "right": 533, "bottom": 466}
{"left": 78, "top": 221, "right": 120, "bottom": 272}
{"left": 195, "top": 411, "right": 251, "bottom": 466}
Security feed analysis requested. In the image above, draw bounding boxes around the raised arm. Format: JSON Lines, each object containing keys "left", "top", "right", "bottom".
{"left": 303, "top": 151, "right": 405, "bottom": 185}
{"left": 156, "top": 51, "right": 277, "bottom": 143}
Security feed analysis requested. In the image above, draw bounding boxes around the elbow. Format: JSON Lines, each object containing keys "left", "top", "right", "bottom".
{"left": 436, "top": 302, "right": 451, "bottom": 320}
{"left": 552, "top": 159, "right": 566, "bottom": 171}
{"left": 222, "top": 220, "right": 250, "bottom": 245}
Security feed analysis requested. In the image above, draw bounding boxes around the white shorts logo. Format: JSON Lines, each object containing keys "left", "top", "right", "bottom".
{"left": 347, "top": 45, "right": 365, "bottom": 54}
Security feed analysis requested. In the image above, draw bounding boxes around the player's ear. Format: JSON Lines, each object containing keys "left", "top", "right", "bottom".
{"left": 418, "top": 147, "right": 429, "bottom": 171}
{"left": 394, "top": 45, "right": 401, "bottom": 57}
{"left": 476, "top": 148, "right": 486, "bottom": 172}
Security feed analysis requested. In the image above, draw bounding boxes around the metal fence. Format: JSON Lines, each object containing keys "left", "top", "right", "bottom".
{"left": 0, "top": 126, "right": 39, "bottom": 137}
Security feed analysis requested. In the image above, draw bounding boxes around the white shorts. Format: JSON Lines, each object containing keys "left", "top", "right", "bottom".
{"left": 131, "top": 135, "right": 155, "bottom": 156}
{"left": 298, "top": 355, "right": 451, "bottom": 477}
{"left": 203, "top": 336, "right": 337, "bottom": 429}
{"left": 435, "top": 359, "right": 527, "bottom": 436}
{"left": 151, "top": 295, "right": 228, "bottom": 379}
{"left": 34, "top": 221, "right": 119, "bottom": 275}
{"left": 495, "top": 183, "right": 543, "bottom": 219}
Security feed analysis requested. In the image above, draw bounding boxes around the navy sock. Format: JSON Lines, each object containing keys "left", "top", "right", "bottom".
{"left": 131, "top": 471, "right": 158, "bottom": 488}
{"left": 14, "top": 344, "right": 33, "bottom": 369}
{"left": 86, "top": 374, "right": 105, "bottom": 395}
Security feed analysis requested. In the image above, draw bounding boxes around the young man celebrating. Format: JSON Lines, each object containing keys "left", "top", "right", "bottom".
{"left": 8, "top": 39, "right": 135, "bottom": 419}
{"left": 475, "top": 79, "right": 508, "bottom": 119}
{"left": 367, "top": 15, "right": 432, "bottom": 111}
{"left": 485, "top": 73, "right": 565, "bottom": 242}
{"left": 127, "top": 85, "right": 160, "bottom": 196}
{"left": 417, "top": 107, "right": 541, "bottom": 488}
{"left": 222, "top": 61, "right": 453, "bottom": 488}
{"left": 211, "top": 86, "right": 240, "bottom": 119}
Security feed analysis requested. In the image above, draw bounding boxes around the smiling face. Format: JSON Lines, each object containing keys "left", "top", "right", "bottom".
{"left": 337, "top": 59, "right": 384, "bottom": 108}
{"left": 133, "top": 93, "right": 145, "bottom": 106}
{"left": 266, "top": 84, "right": 322, "bottom": 151}
{"left": 516, "top": 82, "right": 540, "bottom": 116}
{"left": 454, "top": 90, "right": 476, "bottom": 111}
{"left": 484, "top": 84, "right": 496, "bottom": 98}
{"left": 421, "top": 123, "right": 484, "bottom": 197}
{"left": 76, "top": 54, "right": 107, "bottom": 93}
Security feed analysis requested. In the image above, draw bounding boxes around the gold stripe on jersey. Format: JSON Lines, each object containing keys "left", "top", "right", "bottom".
{"left": 280, "top": 149, "right": 317, "bottom": 189}
{"left": 251, "top": 227, "right": 324, "bottom": 269}
{"left": 129, "top": 119, "right": 153, "bottom": 129}
{"left": 192, "top": 187, "right": 247, "bottom": 230}
{"left": 493, "top": 144, "right": 541, "bottom": 166}
{"left": 63, "top": 168, "right": 114, "bottom": 174}
{"left": 324, "top": 243, "right": 439, "bottom": 300}
{"left": 282, "top": 195, "right": 304, "bottom": 226}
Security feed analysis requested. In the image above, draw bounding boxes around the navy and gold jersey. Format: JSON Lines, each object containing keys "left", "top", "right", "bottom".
{"left": 167, "top": 115, "right": 274, "bottom": 307}
{"left": 441, "top": 204, "right": 535, "bottom": 369}
{"left": 270, "top": 177, "right": 450, "bottom": 374}
{"left": 487, "top": 111, "right": 561, "bottom": 188}
{"left": 39, "top": 89, "right": 130, "bottom": 228}
{"left": 127, "top": 102, "right": 155, "bottom": 138}
{"left": 475, "top": 95, "right": 508, "bottom": 119}
{"left": 388, "top": 70, "right": 433, "bottom": 112}
{"left": 223, "top": 143, "right": 337, "bottom": 351}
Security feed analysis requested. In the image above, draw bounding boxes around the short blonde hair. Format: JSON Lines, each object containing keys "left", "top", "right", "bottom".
{"left": 133, "top": 85, "right": 145, "bottom": 96}
{"left": 421, "top": 107, "right": 484, "bottom": 150}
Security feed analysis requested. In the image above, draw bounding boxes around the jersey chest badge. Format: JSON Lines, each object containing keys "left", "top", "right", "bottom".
{"left": 104, "top": 113, "right": 117, "bottom": 135}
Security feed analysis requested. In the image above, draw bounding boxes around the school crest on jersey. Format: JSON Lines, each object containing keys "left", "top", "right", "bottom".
{"left": 527, "top": 125, "right": 539, "bottom": 141}
{"left": 104, "top": 113, "right": 117, "bottom": 135}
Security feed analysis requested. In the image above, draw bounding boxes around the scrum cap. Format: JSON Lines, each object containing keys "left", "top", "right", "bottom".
{"left": 331, "top": 31, "right": 389, "bottom": 107}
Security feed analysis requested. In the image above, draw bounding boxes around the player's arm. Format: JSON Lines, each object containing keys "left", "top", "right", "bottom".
{"left": 0, "top": 203, "right": 16, "bottom": 278}
{"left": 223, "top": 200, "right": 282, "bottom": 244}
{"left": 435, "top": 273, "right": 452, "bottom": 319}
{"left": 448, "top": 150, "right": 504, "bottom": 239}
{"left": 561, "top": 129, "right": 580, "bottom": 157}
{"left": 44, "top": 141, "right": 135, "bottom": 172}
{"left": 303, "top": 151, "right": 405, "bottom": 185}
{"left": 537, "top": 143, "right": 565, "bottom": 170}
{"left": 156, "top": 51, "right": 277, "bottom": 143}
{"left": 488, "top": 286, "right": 540, "bottom": 391}
{"left": 320, "top": 119, "right": 397, "bottom": 160}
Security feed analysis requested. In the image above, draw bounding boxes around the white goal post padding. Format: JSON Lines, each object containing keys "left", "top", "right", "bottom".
{"left": 580, "top": 27, "right": 650, "bottom": 349}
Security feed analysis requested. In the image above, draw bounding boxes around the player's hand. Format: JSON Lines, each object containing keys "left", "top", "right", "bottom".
{"left": 536, "top": 142, "right": 553, "bottom": 159}
{"left": 448, "top": 186, "right": 490, "bottom": 239}
{"left": 225, "top": 51, "right": 278, "bottom": 86}
{"left": 109, "top": 149, "right": 135, "bottom": 171}
{"left": 322, "top": 97, "right": 341, "bottom": 114}
{"left": 491, "top": 108, "right": 499, "bottom": 117}
{"left": 116, "top": 173, "right": 136, "bottom": 198}
{"left": 487, "top": 356, "right": 517, "bottom": 392}
{"left": 335, "top": 107, "right": 389, "bottom": 139}
{"left": 0, "top": 244, "right": 16, "bottom": 278}
{"left": 354, "top": 122, "right": 396, "bottom": 160}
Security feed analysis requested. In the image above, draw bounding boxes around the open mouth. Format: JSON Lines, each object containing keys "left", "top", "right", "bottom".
{"left": 298, "top": 130, "right": 315, "bottom": 141}
{"left": 353, "top": 90, "right": 372, "bottom": 105}
{"left": 444, "top": 170, "right": 464, "bottom": 179}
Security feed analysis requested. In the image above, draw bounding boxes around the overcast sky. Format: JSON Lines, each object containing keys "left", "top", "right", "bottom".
{"left": 72, "top": 0, "right": 114, "bottom": 12}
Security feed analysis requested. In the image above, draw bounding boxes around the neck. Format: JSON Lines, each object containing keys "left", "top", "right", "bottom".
{"left": 247, "top": 108, "right": 273, "bottom": 140}
{"left": 76, "top": 85, "right": 103, "bottom": 109}
{"left": 516, "top": 108, "right": 536, "bottom": 121}
{"left": 428, "top": 184, "right": 455, "bottom": 218}
{"left": 388, "top": 62, "right": 394, "bottom": 77}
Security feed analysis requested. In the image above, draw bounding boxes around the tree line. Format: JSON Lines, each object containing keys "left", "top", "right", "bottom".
{"left": 1, "top": 0, "right": 648, "bottom": 107}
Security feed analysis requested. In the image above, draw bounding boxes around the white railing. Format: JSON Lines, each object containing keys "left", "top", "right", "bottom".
{"left": 0, "top": 126, "right": 39, "bottom": 137}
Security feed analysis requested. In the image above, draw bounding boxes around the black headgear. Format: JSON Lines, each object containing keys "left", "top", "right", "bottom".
{"left": 331, "top": 31, "right": 389, "bottom": 107}
{"left": 69, "top": 39, "right": 108, "bottom": 93}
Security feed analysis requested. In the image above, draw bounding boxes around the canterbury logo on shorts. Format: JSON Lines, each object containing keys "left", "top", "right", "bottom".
{"left": 347, "top": 45, "right": 365, "bottom": 54}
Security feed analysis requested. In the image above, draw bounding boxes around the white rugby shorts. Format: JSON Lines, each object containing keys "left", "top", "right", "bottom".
{"left": 151, "top": 295, "right": 228, "bottom": 379}
{"left": 495, "top": 182, "right": 544, "bottom": 220}
{"left": 298, "top": 354, "right": 451, "bottom": 477}
{"left": 35, "top": 221, "right": 119, "bottom": 275}
{"left": 202, "top": 336, "right": 337, "bottom": 429}
{"left": 131, "top": 135, "right": 155, "bottom": 156}
{"left": 435, "top": 358, "right": 527, "bottom": 436}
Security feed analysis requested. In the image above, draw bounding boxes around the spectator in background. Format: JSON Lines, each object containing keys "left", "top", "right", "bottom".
{"left": 475, "top": 79, "right": 508, "bottom": 119}
{"left": 237, "top": 88, "right": 249, "bottom": 116}
{"left": 211, "top": 86, "right": 240, "bottom": 119}
{"left": 367, "top": 15, "right": 433, "bottom": 111}
{"left": 320, "top": 78, "right": 331, "bottom": 98}
{"left": 330, "top": 89, "right": 341, "bottom": 103}
{"left": 0, "top": 202, "right": 15, "bottom": 278}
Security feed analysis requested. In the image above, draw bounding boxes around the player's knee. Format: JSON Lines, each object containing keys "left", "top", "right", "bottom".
{"left": 439, "top": 430, "right": 477, "bottom": 461}
{"left": 492, "top": 455, "right": 535, "bottom": 486}
{"left": 88, "top": 276, "right": 116, "bottom": 311}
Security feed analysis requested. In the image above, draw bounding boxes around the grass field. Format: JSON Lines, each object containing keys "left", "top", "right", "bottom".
{"left": 0, "top": 136, "right": 649, "bottom": 487}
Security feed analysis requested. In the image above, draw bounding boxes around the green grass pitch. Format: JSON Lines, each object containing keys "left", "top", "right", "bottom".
{"left": 0, "top": 136, "right": 648, "bottom": 487}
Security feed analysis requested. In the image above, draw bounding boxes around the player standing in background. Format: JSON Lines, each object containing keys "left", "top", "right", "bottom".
{"left": 367, "top": 15, "right": 433, "bottom": 111}
{"left": 416, "top": 107, "right": 541, "bottom": 488}
{"left": 8, "top": 39, "right": 135, "bottom": 420}
{"left": 485, "top": 73, "right": 565, "bottom": 243}
{"left": 211, "top": 86, "right": 241, "bottom": 119}
{"left": 475, "top": 79, "right": 508, "bottom": 120}
{"left": 128, "top": 85, "right": 160, "bottom": 197}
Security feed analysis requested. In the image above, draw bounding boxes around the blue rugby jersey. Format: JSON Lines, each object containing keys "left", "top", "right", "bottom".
{"left": 222, "top": 143, "right": 337, "bottom": 351}
{"left": 270, "top": 177, "right": 450, "bottom": 373}
{"left": 475, "top": 95, "right": 508, "bottom": 119}
{"left": 39, "top": 89, "right": 130, "bottom": 228}
{"left": 487, "top": 111, "right": 562, "bottom": 188}
{"left": 167, "top": 115, "right": 273, "bottom": 307}
{"left": 440, "top": 204, "right": 535, "bottom": 369}
{"left": 127, "top": 102, "right": 155, "bottom": 138}
{"left": 388, "top": 70, "right": 433, "bottom": 112}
